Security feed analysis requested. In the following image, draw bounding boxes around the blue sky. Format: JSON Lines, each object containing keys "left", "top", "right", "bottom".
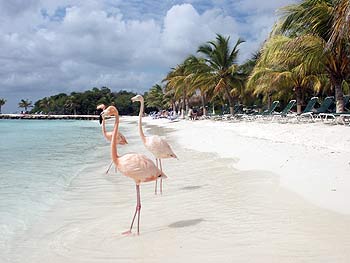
{"left": 0, "top": 0, "right": 296, "bottom": 113}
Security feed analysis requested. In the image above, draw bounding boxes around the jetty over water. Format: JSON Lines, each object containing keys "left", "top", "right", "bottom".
{"left": 0, "top": 114, "right": 99, "bottom": 120}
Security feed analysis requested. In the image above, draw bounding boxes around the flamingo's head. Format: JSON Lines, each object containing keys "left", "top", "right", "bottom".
{"left": 101, "top": 105, "right": 118, "bottom": 119}
{"left": 169, "top": 153, "right": 178, "bottom": 160}
{"left": 96, "top": 104, "right": 106, "bottom": 111}
{"left": 131, "top": 95, "right": 143, "bottom": 103}
{"left": 96, "top": 104, "right": 106, "bottom": 124}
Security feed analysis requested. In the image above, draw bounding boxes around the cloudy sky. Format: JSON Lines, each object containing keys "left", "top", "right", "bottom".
{"left": 0, "top": 0, "right": 296, "bottom": 113}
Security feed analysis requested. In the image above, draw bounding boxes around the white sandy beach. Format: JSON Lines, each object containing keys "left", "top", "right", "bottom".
{"left": 142, "top": 117, "right": 350, "bottom": 215}
{"left": 6, "top": 117, "right": 350, "bottom": 263}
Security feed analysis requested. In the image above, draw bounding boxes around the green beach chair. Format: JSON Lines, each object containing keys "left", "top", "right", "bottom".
{"left": 301, "top": 96, "right": 334, "bottom": 121}
{"left": 320, "top": 95, "right": 350, "bottom": 124}
{"left": 263, "top": 100, "right": 279, "bottom": 114}
{"left": 316, "top": 96, "right": 334, "bottom": 113}
{"left": 300, "top": 97, "right": 318, "bottom": 114}
{"left": 272, "top": 99, "right": 296, "bottom": 121}
{"left": 244, "top": 101, "right": 280, "bottom": 121}
{"left": 295, "top": 96, "right": 318, "bottom": 121}
{"left": 222, "top": 104, "right": 243, "bottom": 120}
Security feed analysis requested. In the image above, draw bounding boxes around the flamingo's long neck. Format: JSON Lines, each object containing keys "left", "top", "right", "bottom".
{"left": 111, "top": 108, "right": 120, "bottom": 164}
{"left": 138, "top": 98, "right": 146, "bottom": 144}
{"left": 102, "top": 118, "right": 108, "bottom": 140}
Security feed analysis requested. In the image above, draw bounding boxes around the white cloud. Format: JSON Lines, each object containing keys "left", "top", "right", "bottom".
{"left": 0, "top": 0, "right": 298, "bottom": 113}
{"left": 161, "top": 4, "right": 241, "bottom": 64}
{"left": 0, "top": 0, "right": 40, "bottom": 16}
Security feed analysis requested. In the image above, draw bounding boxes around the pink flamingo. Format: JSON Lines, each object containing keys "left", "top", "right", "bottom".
{"left": 131, "top": 95, "right": 177, "bottom": 194}
{"left": 97, "top": 104, "right": 128, "bottom": 174}
{"left": 101, "top": 105, "right": 167, "bottom": 235}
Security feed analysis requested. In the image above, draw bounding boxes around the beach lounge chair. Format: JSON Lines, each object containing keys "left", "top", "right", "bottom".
{"left": 300, "top": 96, "right": 318, "bottom": 114}
{"left": 242, "top": 101, "right": 279, "bottom": 121}
{"left": 272, "top": 99, "right": 296, "bottom": 121}
{"left": 212, "top": 104, "right": 243, "bottom": 121}
{"left": 212, "top": 113, "right": 230, "bottom": 121}
{"left": 292, "top": 96, "right": 318, "bottom": 121}
{"left": 301, "top": 96, "right": 334, "bottom": 121}
{"left": 315, "top": 96, "right": 335, "bottom": 114}
{"left": 255, "top": 100, "right": 280, "bottom": 120}
{"left": 225, "top": 104, "right": 245, "bottom": 120}
{"left": 263, "top": 100, "right": 280, "bottom": 115}
{"left": 319, "top": 95, "right": 350, "bottom": 124}
{"left": 229, "top": 104, "right": 257, "bottom": 121}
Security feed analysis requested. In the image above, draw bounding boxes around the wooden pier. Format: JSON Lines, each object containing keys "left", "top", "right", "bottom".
{"left": 0, "top": 114, "right": 99, "bottom": 120}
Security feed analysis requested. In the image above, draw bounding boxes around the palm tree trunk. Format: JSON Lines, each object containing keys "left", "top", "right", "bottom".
{"left": 332, "top": 77, "right": 344, "bottom": 113}
{"left": 295, "top": 86, "right": 302, "bottom": 114}
{"left": 181, "top": 92, "right": 186, "bottom": 119}
{"left": 267, "top": 94, "right": 272, "bottom": 109}
{"left": 201, "top": 94, "right": 207, "bottom": 116}
{"left": 185, "top": 99, "right": 189, "bottom": 115}
{"left": 224, "top": 87, "right": 235, "bottom": 115}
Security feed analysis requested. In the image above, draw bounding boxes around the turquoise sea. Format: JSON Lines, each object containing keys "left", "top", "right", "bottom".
{"left": 0, "top": 119, "right": 120, "bottom": 254}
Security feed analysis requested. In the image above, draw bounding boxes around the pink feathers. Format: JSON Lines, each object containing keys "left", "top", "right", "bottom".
{"left": 101, "top": 105, "right": 166, "bottom": 235}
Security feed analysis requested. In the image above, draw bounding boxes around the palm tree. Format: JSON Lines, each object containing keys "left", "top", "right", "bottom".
{"left": 64, "top": 95, "right": 79, "bottom": 115}
{"left": 145, "top": 84, "right": 165, "bottom": 111}
{"left": 179, "top": 55, "right": 216, "bottom": 116}
{"left": 18, "top": 99, "right": 33, "bottom": 113}
{"left": 279, "top": 0, "right": 350, "bottom": 112}
{"left": 197, "top": 34, "right": 245, "bottom": 114}
{"left": 39, "top": 97, "right": 53, "bottom": 114}
{"left": 248, "top": 35, "right": 326, "bottom": 113}
{"left": 163, "top": 88, "right": 177, "bottom": 112}
{"left": 163, "top": 59, "right": 196, "bottom": 118}
{"left": 0, "top": 98, "right": 6, "bottom": 114}
{"left": 327, "top": 0, "right": 350, "bottom": 48}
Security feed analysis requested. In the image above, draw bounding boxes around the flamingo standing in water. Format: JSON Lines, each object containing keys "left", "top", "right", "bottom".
{"left": 96, "top": 104, "right": 128, "bottom": 174}
{"left": 101, "top": 105, "right": 167, "bottom": 235}
{"left": 131, "top": 95, "right": 177, "bottom": 194}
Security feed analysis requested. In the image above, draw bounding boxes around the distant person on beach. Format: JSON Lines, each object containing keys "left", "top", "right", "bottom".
{"left": 192, "top": 108, "right": 198, "bottom": 120}
{"left": 197, "top": 107, "right": 203, "bottom": 118}
{"left": 161, "top": 110, "right": 169, "bottom": 118}
{"left": 188, "top": 107, "right": 193, "bottom": 120}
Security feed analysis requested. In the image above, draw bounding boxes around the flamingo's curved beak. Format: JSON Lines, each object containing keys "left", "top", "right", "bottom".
{"left": 96, "top": 108, "right": 103, "bottom": 125}
{"left": 131, "top": 95, "right": 137, "bottom": 102}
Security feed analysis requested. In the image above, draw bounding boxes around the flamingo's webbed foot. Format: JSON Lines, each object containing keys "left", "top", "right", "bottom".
{"left": 122, "top": 230, "right": 132, "bottom": 235}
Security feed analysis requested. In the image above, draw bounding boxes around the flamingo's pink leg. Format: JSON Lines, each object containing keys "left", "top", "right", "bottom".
{"left": 123, "top": 185, "right": 141, "bottom": 235}
{"left": 159, "top": 159, "right": 163, "bottom": 195}
{"left": 105, "top": 161, "right": 113, "bottom": 174}
{"left": 136, "top": 185, "right": 141, "bottom": 234}
{"left": 154, "top": 158, "right": 159, "bottom": 195}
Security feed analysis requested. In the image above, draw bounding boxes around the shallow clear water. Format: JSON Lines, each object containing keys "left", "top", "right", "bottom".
{"left": 0, "top": 119, "right": 118, "bottom": 253}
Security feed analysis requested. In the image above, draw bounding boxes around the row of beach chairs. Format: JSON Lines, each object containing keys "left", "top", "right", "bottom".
{"left": 209, "top": 95, "right": 350, "bottom": 125}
